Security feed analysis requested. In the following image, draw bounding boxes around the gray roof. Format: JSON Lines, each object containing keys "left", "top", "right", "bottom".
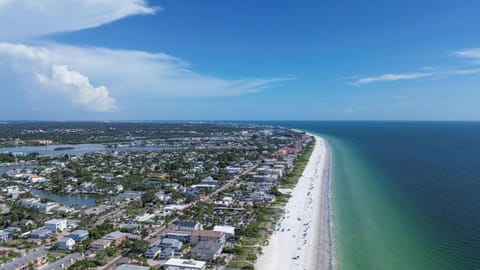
{"left": 159, "top": 238, "right": 182, "bottom": 250}
{"left": 146, "top": 246, "right": 161, "bottom": 254}
{"left": 58, "top": 237, "right": 74, "bottom": 243}
{"left": 32, "top": 228, "right": 53, "bottom": 234}
{"left": 43, "top": 253, "right": 82, "bottom": 270}
{"left": 116, "top": 264, "right": 150, "bottom": 270}
{"left": 160, "top": 238, "right": 180, "bottom": 245}
{"left": 102, "top": 231, "right": 126, "bottom": 240}
{"left": 0, "top": 249, "right": 47, "bottom": 270}
{"left": 191, "top": 240, "right": 223, "bottom": 256}
{"left": 70, "top": 229, "right": 89, "bottom": 236}
{"left": 176, "top": 220, "right": 199, "bottom": 227}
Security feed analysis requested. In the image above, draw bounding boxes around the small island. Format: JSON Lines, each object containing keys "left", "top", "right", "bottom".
{"left": 53, "top": 146, "right": 75, "bottom": 151}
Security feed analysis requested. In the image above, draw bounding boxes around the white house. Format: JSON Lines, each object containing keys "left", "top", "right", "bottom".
{"left": 163, "top": 258, "right": 206, "bottom": 270}
{"left": 115, "top": 184, "right": 124, "bottom": 193}
{"left": 44, "top": 219, "right": 67, "bottom": 232}
{"left": 40, "top": 202, "right": 60, "bottom": 214}
{"left": 29, "top": 175, "right": 46, "bottom": 183}
{"left": 58, "top": 237, "right": 75, "bottom": 250}
{"left": 213, "top": 225, "right": 235, "bottom": 239}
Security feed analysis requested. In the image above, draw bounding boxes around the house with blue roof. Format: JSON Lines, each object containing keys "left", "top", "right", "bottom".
{"left": 68, "top": 229, "right": 89, "bottom": 242}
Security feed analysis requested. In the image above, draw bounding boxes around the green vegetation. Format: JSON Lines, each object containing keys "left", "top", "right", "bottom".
{"left": 228, "top": 138, "right": 316, "bottom": 269}
{"left": 0, "top": 152, "right": 39, "bottom": 163}
{"left": 280, "top": 140, "right": 315, "bottom": 188}
{"left": 0, "top": 251, "right": 20, "bottom": 263}
{"left": 127, "top": 239, "right": 150, "bottom": 254}
{"left": 0, "top": 202, "right": 47, "bottom": 229}
{"left": 89, "top": 222, "right": 114, "bottom": 239}
{"left": 68, "top": 259, "right": 106, "bottom": 269}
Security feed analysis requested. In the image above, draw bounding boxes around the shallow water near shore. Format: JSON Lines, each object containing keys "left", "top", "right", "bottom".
{"left": 268, "top": 121, "right": 480, "bottom": 270}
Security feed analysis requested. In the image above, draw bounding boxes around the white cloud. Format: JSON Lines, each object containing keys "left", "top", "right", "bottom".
{"left": 456, "top": 49, "right": 480, "bottom": 63}
{"left": 0, "top": 42, "right": 116, "bottom": 112}
{"left": 0, "top": 1, "right": 293, "bottom": 116}
{"left": 351, "top": 72, "right": 433, "bottom": 86}
{"left": 349, "top": 49, "right": 480, "bottom": 87}
{"left": 349, "top": 67, "right": 480, "bottom": 86}
{"left": 448, "top": 68, "right": 480, "bottom": 75}
{"left": 0, "top": 0, "right": 158, "bottom": 41}
{"left": 41, "top": 43, "right": 293, "bottom": 98}
{"left": 0, "top": 42, "right": 293, "bottom": 111}
{"left": 37, "top": 65, "right": 116, "bottom": 112}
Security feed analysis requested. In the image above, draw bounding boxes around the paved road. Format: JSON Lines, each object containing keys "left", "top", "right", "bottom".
{"left": 98, "top": 163, "right": 259, "bottom": 269}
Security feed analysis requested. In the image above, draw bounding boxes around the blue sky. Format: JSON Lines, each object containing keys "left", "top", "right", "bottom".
{"left": 1, "top": 0, "right": 480, "bottom": 120}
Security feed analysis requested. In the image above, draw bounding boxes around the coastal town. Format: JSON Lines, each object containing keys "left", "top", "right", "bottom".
{"left": 0, "top": 122, "right": 314, "bottom": 270}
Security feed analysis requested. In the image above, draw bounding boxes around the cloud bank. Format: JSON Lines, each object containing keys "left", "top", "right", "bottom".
{"left": 0, "top": 43, "right": 292, "bottom": 112}
{"left": 0, "top": 0, "right": 157, "bottom": 40}
{"left": 0, "top": 42, "right": 116, "bottom": 112}
{"left": 0, "top": 0, "right": 292, "bottom": 115}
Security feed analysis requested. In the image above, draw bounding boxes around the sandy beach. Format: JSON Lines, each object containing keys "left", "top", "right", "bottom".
{"left": 255, "top": 135, "right": 334, "bottom": 270}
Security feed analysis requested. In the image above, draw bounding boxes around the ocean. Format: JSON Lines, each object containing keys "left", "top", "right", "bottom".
{"left": 272, "top": 121, "right": 480, "bottom": 270}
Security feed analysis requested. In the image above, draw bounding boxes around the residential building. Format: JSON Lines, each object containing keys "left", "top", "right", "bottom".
{"left": 158, "top": 238, "right": 183, "bottom": 252}
{"left": 159, "top": 247, "right": 175, "bottom": 259}
{"left": 58, "top": 237, "right": 75, "bottom": 250}
{"left": 224, "top": 167, "right": 243, "bottom": 174}
{"left": 190, "top": 241, "right": 223, "bottom": 260}
{"left": 0, "top": 230, "right": 12, "bottom": 242}
{"left": 28, "top": 175, "right": 46, "bottom": 183}
{"left": 44, "top": 219, "right": 67, "bottom": 232}
{"left": 163, "top": 258, "right": 206, "bottom": 270}
{"left": 176, "top": 221, "right": 203, "bottom": 232}
{"left": 4, "top": 227, "right": 21, "bottom": 234}
{"left": 90, "top": 239, "right": 111, "bottom": 251}
{"left": 213, "top": 225, "right": 235, "bottom": 239}
{"left": 31, "top": 228, "right": 53, "bottom": 239}
{"left": 190, "top": 230, "right": 225, "bottom": 245}
{"left": 0, "top": 249, "right": 48, "bottom": 270}
{"left": 43, "top": 253, "right": 83, "bottom": 270}
{"left": 79, "top": 182, "right": 95, "bottom": 192}
{"left": 102, "top": 231, "right": 127, "bottom": 246}
{"left": 145, "top": 246, "right": 161, "bottom": 259}
{"left": 116, "top": 265, "right": 150, "bottom": 270}
{"left": 165, "top": 231, "right": 191, "bottom": 243}
{"left": 200, "top": 176, "right": 217, "bottom": 185}
{"left": 40, "top": 202, "right": 60, "bottom": 214}
{"left": 68, "top": 229, "right": 89, "bottom": 242}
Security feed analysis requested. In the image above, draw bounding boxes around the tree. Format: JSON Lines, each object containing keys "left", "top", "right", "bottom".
{"left": 130, "top": 239, "right": 149, "bottom": 254}
{"left": 141, "top": 190, "right": 156, "bottom": 206}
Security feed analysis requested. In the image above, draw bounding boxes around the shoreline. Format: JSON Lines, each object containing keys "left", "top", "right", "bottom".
{"left": 255, "top": 135, "right": 335, "bottom": 270}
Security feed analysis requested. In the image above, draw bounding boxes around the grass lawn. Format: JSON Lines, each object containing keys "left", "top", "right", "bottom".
{"left": 0, "top": 251, "right": 21, "bottom": 263}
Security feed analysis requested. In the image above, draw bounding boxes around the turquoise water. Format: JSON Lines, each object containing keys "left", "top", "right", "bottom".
{"left": 270, "top": 122, "right": 480, "bottom": 270}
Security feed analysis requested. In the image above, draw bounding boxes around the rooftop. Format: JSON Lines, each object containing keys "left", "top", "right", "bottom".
{"left": 213, "top": 225, "right": 235, "bottom": 235}
{"left": 45, "top": 218, "right": 66, "bottom": 224}
{"left": 43, "top": 253, "right": 82, "bottom": 270}
{"left": 191, "top": 230, "right": 224, "bottom": 238}
{"left": 0, "top": 249, "right": 47, "bottom": 270}
{"left": 176, "top": 220, "right": 199, "bottom": 227}
{"left": 164, "top": 258, "right": 206, "bottom": 269}
{"left": 70, "top": 229, "right": 89, "bottom": 235}
{"left": 116, "top": 264, "right": 150, "bottom": 270}
{"left": 102, "top": 231, "right": 126, "bottom": 240}
{"left": 191, "top": 240, "right": 223, "bottom": 253}
{"left": 91, "top": 239, "right": 112, "bottom": 245}
{"left": 58, "top": 236, "right": 74, "bottom": 243}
